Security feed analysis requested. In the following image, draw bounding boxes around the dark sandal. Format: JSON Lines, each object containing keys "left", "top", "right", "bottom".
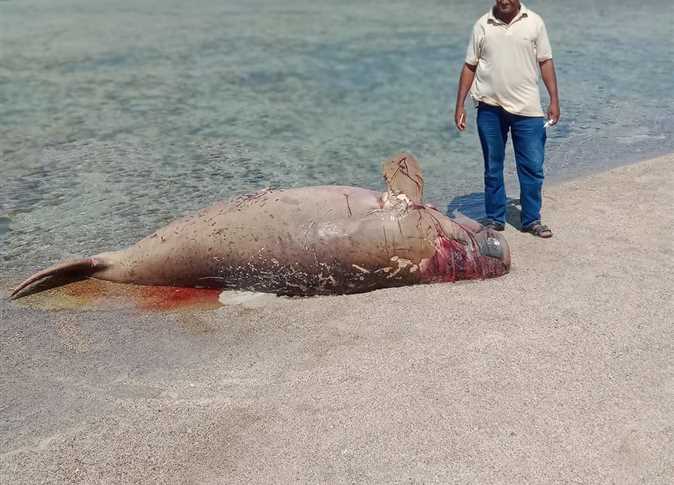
{"left": 523, "top": 222, "right": 552, "bottom": 238}
{"left": 478, "top": 219, "right": 505, "bottom": 231}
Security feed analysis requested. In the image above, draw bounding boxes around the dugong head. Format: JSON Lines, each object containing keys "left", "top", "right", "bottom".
{"left": 473, "top": 229, "right": 511, "bottom": 278}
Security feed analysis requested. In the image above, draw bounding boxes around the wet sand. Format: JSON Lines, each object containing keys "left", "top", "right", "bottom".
{"left": 1, "top": 154, "right": 673, "bottom": 483}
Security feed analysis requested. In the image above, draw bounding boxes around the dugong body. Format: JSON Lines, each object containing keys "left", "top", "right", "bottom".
{"left": 10, "top": 155, "right": 510, "bottom": 298}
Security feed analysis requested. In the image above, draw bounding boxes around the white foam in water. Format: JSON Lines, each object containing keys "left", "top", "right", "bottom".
{"left": 615, "top": 134, "right": 667, "bottom": 144}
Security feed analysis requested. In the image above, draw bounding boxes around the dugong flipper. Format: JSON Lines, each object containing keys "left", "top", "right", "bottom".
{"left": 10, "top": 154, "right": 510, "bottom": 299}
{"left": 382, "top": 153, "right": 424, "bottom": 205}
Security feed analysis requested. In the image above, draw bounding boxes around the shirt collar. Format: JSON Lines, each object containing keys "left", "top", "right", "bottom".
{"left": 487, "top": 3, "right": 529, "bottom": 26}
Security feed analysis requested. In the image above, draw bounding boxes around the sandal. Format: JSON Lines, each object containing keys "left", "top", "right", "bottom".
{"left": 523, "top": 222, "right": 553, "bottom": 238}
{"left": 478, "top": 219, "right": 505, "bottom": 231}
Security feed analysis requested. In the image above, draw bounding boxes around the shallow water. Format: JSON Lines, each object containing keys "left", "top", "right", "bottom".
{"left": 2, "top": 0, "right": 673, "bottom": 274}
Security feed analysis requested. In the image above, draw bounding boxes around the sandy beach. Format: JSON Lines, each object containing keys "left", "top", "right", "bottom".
{"left": 1, "top": 154, "right": 672, "bottom": 483}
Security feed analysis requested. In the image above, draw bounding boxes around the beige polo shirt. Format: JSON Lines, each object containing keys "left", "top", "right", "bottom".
{"left": 465, "top": 3, "right": 552, "bottom": 117}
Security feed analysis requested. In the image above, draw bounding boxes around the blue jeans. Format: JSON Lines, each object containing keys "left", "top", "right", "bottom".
{"left": 476, "top": 103, "right": 546, "bottom": 228}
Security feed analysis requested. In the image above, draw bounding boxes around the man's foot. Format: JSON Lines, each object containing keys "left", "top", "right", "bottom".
{"left": 522, "top": 221, "right": 553, "bottom": 238}
{"left": 478, "top": 219, "right": 505, "bottom": 231}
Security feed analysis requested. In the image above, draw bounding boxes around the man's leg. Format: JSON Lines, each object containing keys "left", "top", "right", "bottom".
{"left": 476, "top": 103, "right": 509, "bottom": 225}
{"left": 510, "top": 114, "right": 546, "bottom": 229}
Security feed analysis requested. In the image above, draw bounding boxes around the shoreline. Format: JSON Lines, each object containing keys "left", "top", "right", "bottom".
{"left": 2, "top": 149, "right": 671, "bottom": 280}
{"left": 542, "top": 146, "right": 674, "bottom": 189}
{"left": 1, "top": 153, "right": 673, "bottom": 483}
{"left": 1, "top": 145, "right": 671, "bottom": 278}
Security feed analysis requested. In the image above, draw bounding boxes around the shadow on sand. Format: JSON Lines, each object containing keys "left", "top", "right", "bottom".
{"left": 446, "top": 192, "right": 524, "bottom": 230}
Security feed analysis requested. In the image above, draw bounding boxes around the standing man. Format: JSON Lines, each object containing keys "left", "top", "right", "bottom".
{"left": 454, "top": 0, "right": 559, "bottom": 238}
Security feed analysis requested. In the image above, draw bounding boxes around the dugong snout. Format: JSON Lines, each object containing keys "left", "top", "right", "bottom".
{"left": 473, "top": 229, "right": 511, "bottom": 278}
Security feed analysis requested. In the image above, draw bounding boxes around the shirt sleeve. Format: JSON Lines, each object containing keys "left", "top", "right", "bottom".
{"left": 464, "top": 21, "right": 482, "bottom": 66}
{"left": 536, "top": 20, "right": 553, "bottom": 61}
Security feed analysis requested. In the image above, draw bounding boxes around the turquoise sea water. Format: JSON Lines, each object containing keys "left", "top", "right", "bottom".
{"left": 1, "top": 0, "right": 673, "bottom": 273}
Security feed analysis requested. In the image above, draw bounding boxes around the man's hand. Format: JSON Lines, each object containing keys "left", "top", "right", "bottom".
{"left": 455, "top": 107, "right": 467, "bottom": 131}
{"left": 540, "top": 59, "right": 560, "bottom": 126}
{"left": 547, "top": 101, "right": 560, "bottom": 126}
{"left": 454, "top": 63, "right": 477, "bottom": 133}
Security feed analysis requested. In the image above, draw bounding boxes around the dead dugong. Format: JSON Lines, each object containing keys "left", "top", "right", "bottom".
{"left": 10, "top": 154, "right": 510, "bottom": 299}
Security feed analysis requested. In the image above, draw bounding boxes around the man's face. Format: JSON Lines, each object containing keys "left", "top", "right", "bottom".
{"left": 494, "top": 0, "right": 521, "bottom": 16}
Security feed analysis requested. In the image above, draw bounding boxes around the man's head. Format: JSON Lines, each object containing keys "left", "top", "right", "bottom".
{"left": 494, "top": 0, "right": 521, "bottom": 19}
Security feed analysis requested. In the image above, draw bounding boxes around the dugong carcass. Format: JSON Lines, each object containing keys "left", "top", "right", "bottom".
{"left": 10, "top": 154, "right": 510, "bottom": 299}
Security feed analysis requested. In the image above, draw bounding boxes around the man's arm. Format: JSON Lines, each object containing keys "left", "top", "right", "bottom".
{"left": 539, "top": 59, "right": 560, "bottom": 125}
{"left": 454, "top": 63, "right": 477, "bottom": 131}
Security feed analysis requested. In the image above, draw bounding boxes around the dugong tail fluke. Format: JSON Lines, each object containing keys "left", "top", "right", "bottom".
{"left": 9, "top": 258, "right": 105, "bottom": 299}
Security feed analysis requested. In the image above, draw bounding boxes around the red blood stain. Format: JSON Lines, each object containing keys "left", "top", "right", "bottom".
{"left": 62, "top": 280, "right": 105, "bottom": 298}
{"left": 420, "top": 235, "right": 482, "bottom": 283}
{"left": 137, "top": 286, "right": 222, "bottom": 311}
{"left": 23, "top": 279, "right": 224, "bottom": 312}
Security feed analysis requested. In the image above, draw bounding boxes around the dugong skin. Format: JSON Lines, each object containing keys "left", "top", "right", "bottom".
{"left": 10, "top": 186, "right": 510, "bottom": 298}
{"left": 10, "top": 154, "right": 510, "bottom": 298}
